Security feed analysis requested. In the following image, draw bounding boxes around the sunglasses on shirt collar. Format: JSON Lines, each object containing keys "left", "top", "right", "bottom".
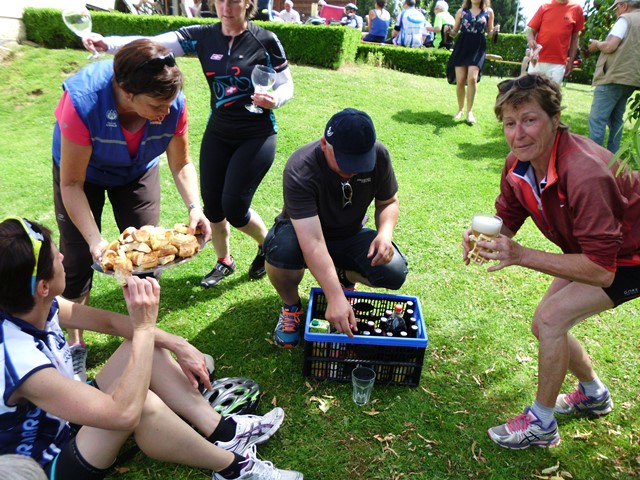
{"left": 2, "top": 216, "right": 44, "bottom": 296}
{"left": 341, "top": 181, "right": 353, "bottom": 209}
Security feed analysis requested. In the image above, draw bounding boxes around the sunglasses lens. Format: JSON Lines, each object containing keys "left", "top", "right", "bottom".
{"left": 139, "top": 53, "right": 176, "bottom": 71}
{"left": 497, "top": 80, "right": 513, "bottom": 93}
{"left": 497, "top": 75, "right": 539, "bottom": 94}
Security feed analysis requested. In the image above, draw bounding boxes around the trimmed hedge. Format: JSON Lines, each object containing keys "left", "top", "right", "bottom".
{"left": 23, "top": 8, "right": 360, "bottom": 70}
{"left": 22, "top": 8, "right": 593, "bottom": 83}
{"left": 357, "top": 44, "right": 450, "bottom": 78}
{"left": 356, "top": 33, "right": 592, "bottom": 84}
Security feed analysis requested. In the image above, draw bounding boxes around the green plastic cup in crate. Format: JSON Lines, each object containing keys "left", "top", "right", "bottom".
{"left": 303, "top": 288, "right": 428, "bottom": 387}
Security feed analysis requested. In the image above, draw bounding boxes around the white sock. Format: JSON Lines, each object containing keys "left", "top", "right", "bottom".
{"left": 579, "top": 376, "right": 606, "bottom": 398}
{"left": 531, "top": 401, "right": 555, "bottom": 429}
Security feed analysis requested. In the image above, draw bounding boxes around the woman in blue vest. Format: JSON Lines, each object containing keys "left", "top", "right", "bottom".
{"left": 52, "top": 39, "right": 211, "bottom": 381}
{"left": 84, "top": 0, "right": 295, "bottom": 291}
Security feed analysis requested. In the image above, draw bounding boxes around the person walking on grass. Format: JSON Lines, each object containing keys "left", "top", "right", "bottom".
{"left": 448, "top": 0, "right": 499, "bottom": 125}
{"left": 263, "top": 109, "right": 408, "bottom": 349}
{"left": 0, "top": 216, "right": 301, "bottom": 479}
{"left": 462, "top": 74, "right": 640, "bottom": 449}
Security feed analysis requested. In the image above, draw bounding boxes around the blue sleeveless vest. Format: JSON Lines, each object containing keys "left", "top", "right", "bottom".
{"left": 369, "top": 12, "right": 390, "bottom": 38}
{"left": 52, "top": 61, "right": 185, "bottom": 187}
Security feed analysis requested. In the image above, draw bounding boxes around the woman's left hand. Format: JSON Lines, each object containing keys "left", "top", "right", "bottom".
{"left": 252, "top": 92, "right": 277, "bottom": 110}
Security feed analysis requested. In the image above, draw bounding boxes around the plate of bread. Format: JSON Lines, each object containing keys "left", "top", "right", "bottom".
{"left": 93, "top": 224, "right": 205, "bottom": 285}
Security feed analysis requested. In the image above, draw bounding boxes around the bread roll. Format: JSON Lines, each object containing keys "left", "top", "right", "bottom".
{"left": 130, "top": 251, "right": 146, "bottom": 267}
{"left": 107, "top": 240, "right": 120, "bottom": 252}
{"left": 157, "top": 244, "right": 178, "bottom": 257}
{"left": 178, "top": 243, "right": 198, "bottom": 258}
{"left": 134, "top": 242, "right": 152, "bottom": 253}
{"left": 100, "top": 250, "right": 118, "bottom": 271}
{"left": 173, "top": 223, "right": 189, "bottom": 234}
{"left": 158, "top": 254, "right": 176, "bottom": 265}
{"left": 113, "top": 256, "right": 133, "bottom": 286}
{"left": 141, "top": 252, "right": 159, "bottom": 270}
{"left": 132, "top": 229, "right": 150, "bottom": 243}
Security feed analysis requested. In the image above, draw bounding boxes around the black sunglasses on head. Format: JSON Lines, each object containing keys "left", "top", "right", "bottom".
{"left": 497, "top": 74, "right": 544, "bottom": 94}
{"left": 137, "top": 52, "right": 176, "bottom": 72}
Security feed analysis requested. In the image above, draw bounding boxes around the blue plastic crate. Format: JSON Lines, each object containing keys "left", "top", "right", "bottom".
{"left": 303, "top": 288, "right": 428, "bottom": 386}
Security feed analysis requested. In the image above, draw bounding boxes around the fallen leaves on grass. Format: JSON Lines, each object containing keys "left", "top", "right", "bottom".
{"left": 568, "top": 428, "right": 593, "bottom": 440}
{"left": 530, "top": 462, "right": 574, "bottom": 479}
{"left": 516, "top": 351, "right": 533, "bottom": 363}
{"left": 471, "top": 440, "right": 486, "bottom": 464}
{"left": 308, "top": 395, "right": 335, "bottom": 413}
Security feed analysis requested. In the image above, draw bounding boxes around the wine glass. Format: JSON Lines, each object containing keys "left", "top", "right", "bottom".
{"left": 62, "top": 7, "right": 102, "bottom": 60}
{"left": 245, "top": 65, "right": 277, "bottom": 114}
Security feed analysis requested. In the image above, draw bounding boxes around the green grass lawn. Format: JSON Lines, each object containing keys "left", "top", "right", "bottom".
{"left": 0, "top": 46, "right": 638, "bottom": 480}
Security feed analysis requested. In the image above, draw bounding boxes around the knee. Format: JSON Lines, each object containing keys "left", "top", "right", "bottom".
{"left": 532, "top": 305, "right": 560, "bottom": 340}
{"left": 530, "top": 317, "right": 540, "bottom": 340}
{"left": 367, "top": 255, "right": 408, "bottom": 290}
{"left": 139, "top": 390, "right": 165, "bottom": 427}
{"left": 223, "top": 203, "right": 250, "bottom": 228}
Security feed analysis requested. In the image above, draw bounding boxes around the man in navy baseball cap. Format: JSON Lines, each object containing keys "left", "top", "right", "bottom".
{"left": 324, "top": 108, "right": 377, "bottom": 173}
{"left": 262, "top": 108, "right": 408, "bottom": 349}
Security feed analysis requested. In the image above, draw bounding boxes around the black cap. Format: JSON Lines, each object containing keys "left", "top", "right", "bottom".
{"left": 324, "top": 108, "right": 376, "bottom": 173}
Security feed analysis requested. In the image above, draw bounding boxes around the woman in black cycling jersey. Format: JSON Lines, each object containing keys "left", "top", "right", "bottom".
{"left": 86, "top": 0, "right": 294, "bottom": 288}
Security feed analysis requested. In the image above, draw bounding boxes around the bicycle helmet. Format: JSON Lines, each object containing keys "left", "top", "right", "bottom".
{"left": 203, "top": 377, "right": 260, "bottom": 415}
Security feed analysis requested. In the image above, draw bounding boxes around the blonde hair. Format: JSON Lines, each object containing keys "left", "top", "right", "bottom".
{"left": 0, "top": 455, "right": 47, "bottom": 480}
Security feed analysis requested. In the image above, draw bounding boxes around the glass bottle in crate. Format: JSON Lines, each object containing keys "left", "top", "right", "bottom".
{"left": 389, "top": 304, "right": 407, "bottom": 334}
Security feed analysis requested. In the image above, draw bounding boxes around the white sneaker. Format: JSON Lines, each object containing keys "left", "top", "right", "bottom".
{"left": 212, "top": 446, "right": 303, "bottom": 480}
{"left": 215, "top": 407, "right": 285, "bottom": 454}
{"left": 69, "top": 342, "right": 87, "bottom": 382}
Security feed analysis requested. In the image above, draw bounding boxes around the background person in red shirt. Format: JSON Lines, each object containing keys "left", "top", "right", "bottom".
{"left": 526, "top": 0, "right": 584, "bottom": 84}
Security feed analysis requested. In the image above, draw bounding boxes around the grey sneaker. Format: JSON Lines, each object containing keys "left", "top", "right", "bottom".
{"left": 555, "top": 384, "right": 613, "bottom": 416}
{"left": 488, "top": 406, "right": 561, "bottom": 449}
{"left": 215, "top": 407, "right": 285, "bottom": 454}
{"left": 69, "top": 342, "right": 87, "bottom": 383}
{"left": 212, "top": 445, "right": 303, "bottom": 480}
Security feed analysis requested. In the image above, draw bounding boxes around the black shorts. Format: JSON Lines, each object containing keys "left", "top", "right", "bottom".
{"left": 44, "top": 435, "right": 110, "bottom": 480}
{"left": 602, "top": 265, "right": 640, "bottom": 307}
{"left": 263, "top": 219, "right": 408, "bottom": 290}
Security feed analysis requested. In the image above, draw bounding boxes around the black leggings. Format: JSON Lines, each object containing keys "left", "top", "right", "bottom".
{"left": 199, "top": 126, "right": 276, "bottom": 227}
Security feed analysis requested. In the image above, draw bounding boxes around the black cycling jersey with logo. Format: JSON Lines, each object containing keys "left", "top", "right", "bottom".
{"left": 176, "top": 22, "right": 288, "bottom": 139}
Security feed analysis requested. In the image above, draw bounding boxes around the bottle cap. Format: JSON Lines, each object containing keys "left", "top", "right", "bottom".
{"left": 394, "top": 304, "right": 403, "bottom": 313}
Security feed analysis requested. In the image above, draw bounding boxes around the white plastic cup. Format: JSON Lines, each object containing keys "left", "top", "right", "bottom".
{"left": 352, "top": 366, "right": 376, "bottom": 406}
